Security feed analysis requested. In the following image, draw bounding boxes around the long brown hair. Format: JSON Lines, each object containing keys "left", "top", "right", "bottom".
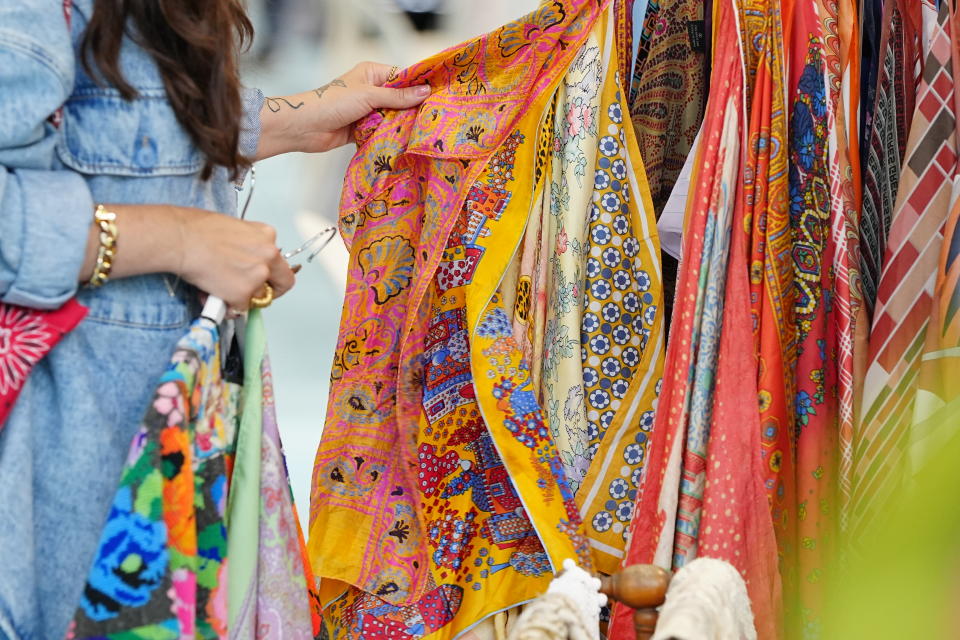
{"left": 82, "top": 0, "right": 254, "bottom": 179}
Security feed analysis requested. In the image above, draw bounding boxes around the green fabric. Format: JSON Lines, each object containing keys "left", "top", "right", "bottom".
{"left": 227, "top": 310, "right": 266, "bottom": 629}
{"left": 826, "top": 397, "right": 960, "bottom": 638}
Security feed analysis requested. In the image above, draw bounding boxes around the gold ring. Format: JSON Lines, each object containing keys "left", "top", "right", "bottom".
{"left": 250, "top": 283, "right": 274, "bottom": 309}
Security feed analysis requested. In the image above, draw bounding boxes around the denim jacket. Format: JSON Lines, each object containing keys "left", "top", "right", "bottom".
{"left": 0, "top": 1, "right": 263, "bottom": 638}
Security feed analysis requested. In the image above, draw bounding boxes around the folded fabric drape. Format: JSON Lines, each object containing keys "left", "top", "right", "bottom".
{"left": 311, "top": 2, "right": 667, "bottom": 638}
{"left": 310, "top": 4, "right": 612, "bottom": 639}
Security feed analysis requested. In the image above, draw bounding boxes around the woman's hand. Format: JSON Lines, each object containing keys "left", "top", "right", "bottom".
{"left": 176, "top": 209, "right": 296, "bottom": 310}
{"left": 255, "top": 62, "right": 430, "bottom": 160}
{"left": 79, "top": 205, "right": 296, "bottom": 311}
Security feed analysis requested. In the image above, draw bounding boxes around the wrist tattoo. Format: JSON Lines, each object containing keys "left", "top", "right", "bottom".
{"left": 314, "top": 78, "right": 347, "bottom": 100}
{"left": 265, "top": 96, "right": 305, "bottom": 112}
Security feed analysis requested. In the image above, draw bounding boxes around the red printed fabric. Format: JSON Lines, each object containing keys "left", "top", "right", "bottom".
{"left": 0, "top": 0, "right": 87, "bottom": 429}
{"left": 610, "top": 0, "right": 781, "bottom": 637}
{"left": 0, "top": 300, "right": 88, "bottom": 428}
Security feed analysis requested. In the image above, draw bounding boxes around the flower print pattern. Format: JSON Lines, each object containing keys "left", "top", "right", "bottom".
{"left": 539, "top": 31, "right": 605, "bottom": 496}
{"left": 72, "top": 321, "right": 240, "bottom": 638}
{"left": 0, "top": 301, "right": 86, "bottom": 428}
{"left": 169, "top": 568, "right": 197, "bottom": 637}
{"left": 154, "top": 381, "right": 185, "bottom": 427}
{"left": 577, "top": 67, "right": 664, "bottom": 573}
{"left": 599, "top": 136, "right": 619, "bottom": 156}
{"left": 566, "top": 99, "right": 594, "bottom": 139}
{"left": 592, "top": 511, "right": 613, "bottom": 532}
{"left": 543, "top": 319, "right": 578, "bottom": 381}
{"left": 0, "top": 307, "right": 51, "bottom": 395}
{"left": 80, "top": 486, "right": 169, "bottom": 621}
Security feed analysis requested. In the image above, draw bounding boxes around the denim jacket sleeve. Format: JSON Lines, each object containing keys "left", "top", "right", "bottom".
{"left": 0, "top": 1, "right": 266, "bottom": 311}
{"left": 0, "top": 0, "right": 93, "bottom": 310}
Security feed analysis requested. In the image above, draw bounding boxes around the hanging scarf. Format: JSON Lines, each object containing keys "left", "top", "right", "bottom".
{"left": 858, "top": 0, "right": 885, "bottom": 162}
{"left": 811, "top": 0, "right": 864, "bottom": 544}
{"left": 68, "top": 312, "right": 316, "bottom": 639}
{"left": 575, "top": 16, "right": 664, "bottom": 575}
{"left": 310, "top": 4, "right": 609, "bottom": 640}
{"left": 738, "top": 0, "right": 797, "bottom": 594}
{"left": 859, "top": 0, "right": 923, "bottom": 314}
{"left": 611, "top": 0, "right": 782, "bottom": 636}
{"left": 615, "top": 0, "right": 635, "bottom": 93}
{"left": 907, "top": 0, "right": 960, "bottom": 483}
{"left": 854, "top": 0, "right": 958, "bottom": 542}
{"left": 535, "top": 31, "right": 605, "bottom": 496}
{"left": 227, "top": 314, "right": 320, "bottom": 639}
{"left": 627, "top": 0, "right": 708, "bottom": 215}
{"left": 785, "top": 3, "right": 839, "bottom": 634}
{"left": 70, "top": 320, "right": 240, "bottom": 638}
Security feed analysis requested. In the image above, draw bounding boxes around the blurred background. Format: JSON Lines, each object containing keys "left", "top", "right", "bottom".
{"left": 239, "top": 0, "right": 539, "bottom": 528}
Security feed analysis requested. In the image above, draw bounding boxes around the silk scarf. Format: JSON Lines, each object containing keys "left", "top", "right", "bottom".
{"left": 310, "top": 4, "right": 609, "bottom": 640}
{"left": 535, "top": 31, "right": 605, "bottom": 495}
{"left": 576, "top": 17, "right": 664, "bottom": 575}
{"left": 907, "top": 1, "right": 960, "bottom": 481}
{"left": 227, "top": 313, "right": 319, "bottom": 639}
{"left": 738, "top": 0, "right": 797, "bottom": 596}
{"left": 859, "top": 0, "right": 923, "bottom": 315}
{"left": 785, "top": 3, "right": 839, "bottom": 634}
{"left": 854, "top": 0, "right": 958, "bottom": 542}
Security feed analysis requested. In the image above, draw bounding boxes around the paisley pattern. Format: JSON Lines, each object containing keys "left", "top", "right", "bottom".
{"left": 310, "top": 5, "right": 610, "bottom": 640}
{"left": 357, "top": 236, "right": 417, "bottom": 305}
{"left": 786, "top": 25, "right": 837, "bottom": 637}
{"left": 628, "top": 0, "right": 707, "bottom": 214}
{"left": 739, "top": 0, "right": 798, "bottom": 595}
{"left": 498, "top": 2, "right": 568, "bottom": 58}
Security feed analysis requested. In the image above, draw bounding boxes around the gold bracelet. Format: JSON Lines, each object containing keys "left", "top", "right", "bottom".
{"left": 88, "top": 205, "right": 118, "bottom": 288}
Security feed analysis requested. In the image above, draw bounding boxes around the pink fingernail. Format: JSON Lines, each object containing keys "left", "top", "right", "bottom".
{"left": 415, "top": 85, "right": 431, "bottom": 96}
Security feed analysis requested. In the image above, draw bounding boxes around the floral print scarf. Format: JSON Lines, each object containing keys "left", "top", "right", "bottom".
{"left": 68, "top": 312, "right": 315, "bottom": 639}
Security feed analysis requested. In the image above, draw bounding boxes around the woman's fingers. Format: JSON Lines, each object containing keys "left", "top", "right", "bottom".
{"left": 178, "top": 210, "right": 299, "bottom": 311}
{"left": 267, "top": 250, "right": 296, "bottom": 297}
{"left": 364, "top": 84, "right": 432, "bottom": 110}
{"left": 353, "top": 61, "right": 430, "bottom": 108}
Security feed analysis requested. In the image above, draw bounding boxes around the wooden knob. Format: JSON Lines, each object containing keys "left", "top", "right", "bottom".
{"left": 633, "top": 608, "right": 659, "bottom": 640}
{"left": 599, "top": 565, "right": 671, "bottom": 610}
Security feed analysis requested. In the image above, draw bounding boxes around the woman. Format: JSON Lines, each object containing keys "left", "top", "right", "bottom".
{"left": 0, "top": 1, "right": 429, "bottom": 638}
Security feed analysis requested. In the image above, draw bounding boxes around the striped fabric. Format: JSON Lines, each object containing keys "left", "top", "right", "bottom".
{"left": 910, "top": 2, "right": 960, "bottom": 474}
{"left": 854, "top": 0, "right": 958, "bottom": 540}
